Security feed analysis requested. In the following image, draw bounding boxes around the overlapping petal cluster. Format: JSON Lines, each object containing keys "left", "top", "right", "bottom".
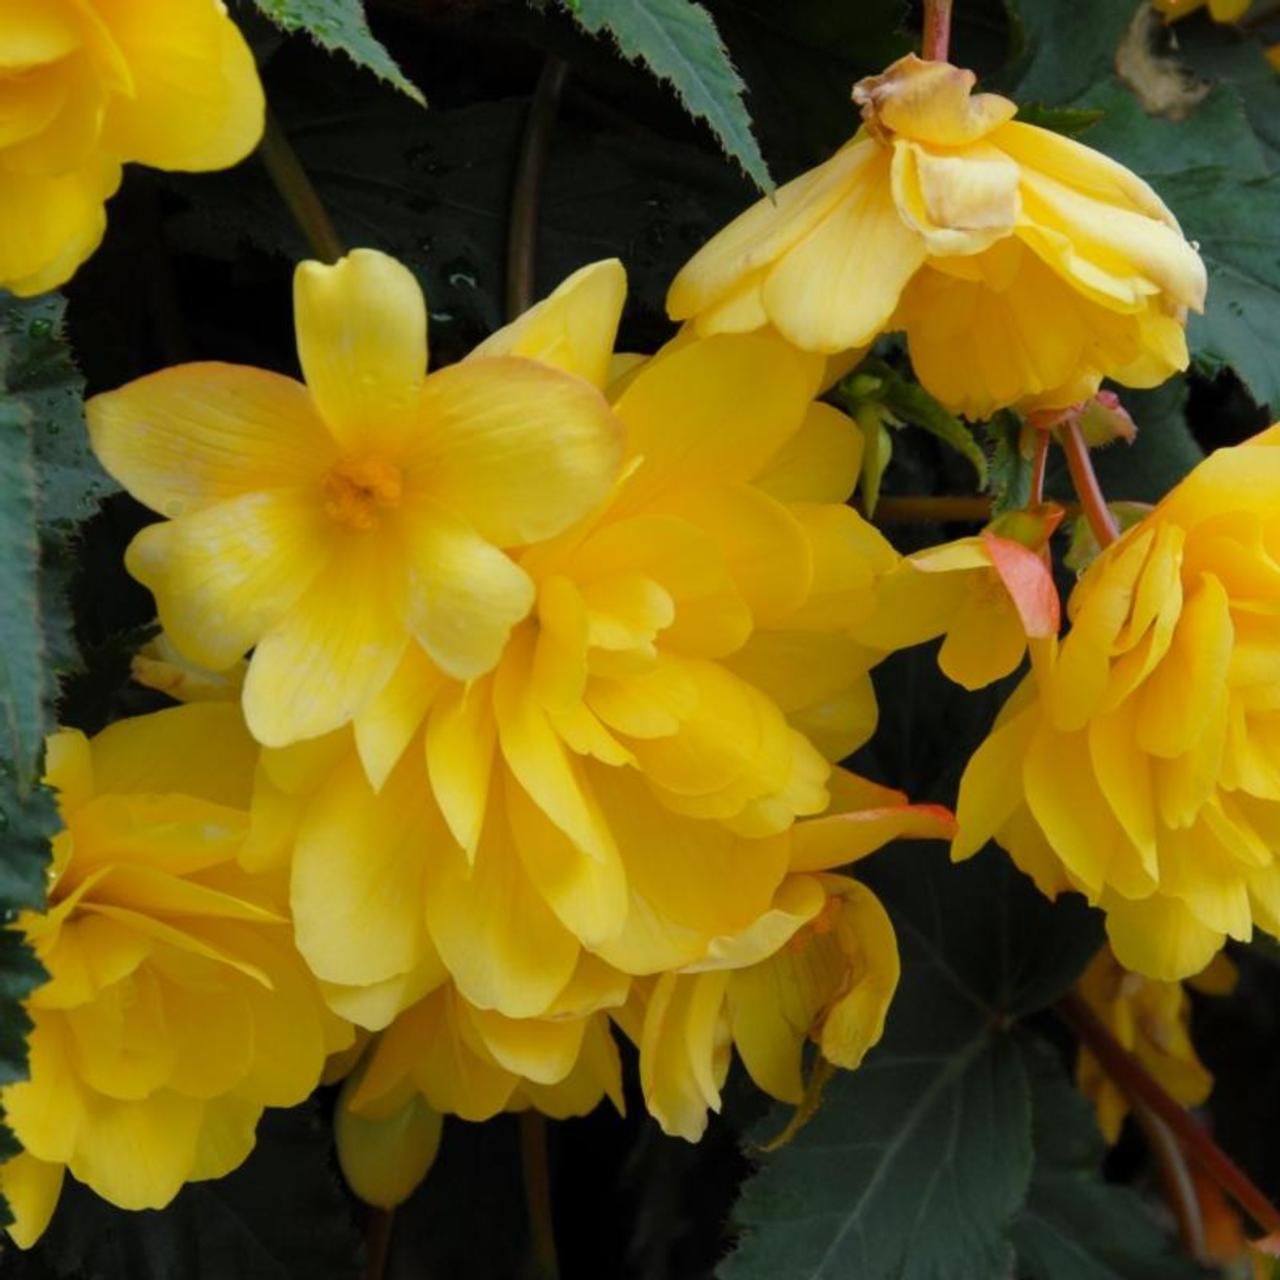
{"left": 668, "top": 54, "right": 1207, "bottom": 420}
{"left": 955, "top": 428, "right": 1280, "bottom": 979}
{"left": 1075, "top": 945, "right": 1231, "bottom": 1144}
{"left": 0, "top": 704, "right": 344, "bottom": 1247}
{"left": 0, "top": 0, "right": 263, "bottom": 295}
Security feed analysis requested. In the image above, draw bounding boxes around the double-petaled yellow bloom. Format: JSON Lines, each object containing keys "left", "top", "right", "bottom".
{"left": 239, "top": 259, "right": 945, "bottom": 1030}
{"left": 955, "top": 428, "right": 1280, "bottom": 980}
{"left": 0, "top": 704, "right": 346, "bottom": 1248}
{"left": 1075, "top": 945, "right": 1231, "bottom": 1144}
{"left": 1152, "top": 0, "right": 1250, "bottom": 20}
{"left": 668, "top": 54, "right": 1206, "bottom": 420}
{"left": 87, "top": 250, "right": 623, "bottom": 748}
{"left": 0, "top": 0, "right": 264, "bottom": 296}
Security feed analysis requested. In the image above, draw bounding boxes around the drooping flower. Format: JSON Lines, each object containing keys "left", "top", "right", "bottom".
{"left": 252, "top": 261, "right": 952, "bottom": 1029}
{"left": 853, "top": 509, "right": 1062, "bottom": 690}
{"left": 0, "top": 0, "right": 264, "bottom": 296}
{"left": 667, "top": 55, "right": 1207, "bottom": 420}
{"left": 1074, "top": 945, "right": 1232, "bottom": 1144}
{"left": 954, "top": 427, "right": 1280, "bottom": 980}
{"left": 87, "top": 249, "right": 624, "bottom": 749}
{"left": 334, "top": 960, "right": 627, "bottom": 1208}
{"left": 0, "top": 704, "right": 347, "bottom": 1249}
{"left": 620, "top": 866, "right": 903, "bottom": 1142}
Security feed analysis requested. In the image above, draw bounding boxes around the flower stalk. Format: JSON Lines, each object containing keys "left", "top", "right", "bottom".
{"left": 520, "top": 1113, "right": 561, "bottom": 1280}
{"left": 259, "top": 109, "right": 345, "bottom": 265}
{"left": 922, "top": 0, "right": 954, "bottom": 61}
{"left": 1059, "top": 418, "right": 1120, "bottom": 549}
{"left": 1057, "top": 992, "right": 1280, "bottom": 1237}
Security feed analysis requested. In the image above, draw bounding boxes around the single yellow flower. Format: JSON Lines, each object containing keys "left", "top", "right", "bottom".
{"left": 335, "top": 959, "right": 626, "bottom": 1207}
{"left": 1075, "top": 945, "right": 1231, "bottom": 1144}
{"left": 246, "top": 262, "right": 947, "bottom": 1028}
{"left": 0, "top": 0, "right": 264, "bottom": 296}
{"left": 954, "top": 427, "right": 1280, "bottom": 979}
{"left": 1152, "top": 0, "right": 1251, "bottom": 21}
{"left": 0, "top": 704, "right": 347, "bottom": 1248}
{"left": 854, "top": 510, "right": 1063, "bottom": 690}
{"left": 667, "top": 54, "right": 1206, "bottom": 420}
{"left": 87, "top": 249, "right": 624, "bottom": 749}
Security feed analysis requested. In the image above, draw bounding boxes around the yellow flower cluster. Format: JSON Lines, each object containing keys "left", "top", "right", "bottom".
{"left": 4, "top": 13, "right": 1251, "bottom": 1241}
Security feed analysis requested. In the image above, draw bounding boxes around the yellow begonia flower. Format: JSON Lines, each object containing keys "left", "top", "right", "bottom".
{"left": 954, "top": 426, "right": 1280, "bottom": 980}
{"left": 667, "top": 54, "right": 1207, "bottom": 420}
{"left": 335, "top": 959, "right": 627, "bottom": 1208}
{"left": 1152, "top": 0, "right": 1251, "bottom": 21}
{"left": 0, "top": 703, "right": 348, "bottom": 1249}
{"left": 87, "top": 249, "right": 624, "bottom": 749}
{"left": 854, "top": 515, "right": 1063, "bottom": 691}
{"left": 0, "top": 0, "right": 264, "bottom": 296}
{"left": 244, "top": 261, "right": 949, "bottom": 1027}
{"left": 1075, "top": 945, "right": 1232, "bottom": 1144}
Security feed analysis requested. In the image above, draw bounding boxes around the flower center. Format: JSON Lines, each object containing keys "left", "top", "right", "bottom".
{"left": 323, "top": 457, "right": 403, "bottom": 531}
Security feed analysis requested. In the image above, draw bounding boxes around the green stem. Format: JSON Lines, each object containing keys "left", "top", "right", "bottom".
{"left": 1057, "top": 992, "right": 1280, "bottom": 1237}
{"left": 1059, "top": 418, "right": 1119, "bottom": 548}
{"left": 922, "top": 0, "right": 954, "bottom": 60}
{"left": 507, "top": 55, "right": 569, "bottom": 320}
{"left": 259, "top": 109, "right": 345, "bottom": 264}
{"left": 362, "top": 1207, "right": 394, "bottom": 1280}
{"left": 520, "top": 1112, "right": 560, "bottom": 1280}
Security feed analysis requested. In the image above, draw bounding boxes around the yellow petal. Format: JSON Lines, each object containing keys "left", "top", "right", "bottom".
{"left": 410, "top": 356, "right": 622, "bottom": 546}
{"left": 469, "top": 259, "right": 626, "bottom": 389}
{"left": 762, "top": 149, "right": 926, "bottom": 352}
{"left": 187, "top": 1095, "right": 261, "bottom": 1182}
{"left": 353, "top": 648, "right": 443, "bottom": 791}
{"left": 97, "top": 0, "right": 264, "bottom": 170}
{"left": 0, "top": 156, "right": 119, "bottom": 296}
{"left": 337, "top": 1083, "right": 442, "bottom": 1209}
{"left": 753, "top": 401, "right": 864, "bottom": 504}
{"left": 0, "top": 1152, "right": 63, "bottom": 1249}
{"left": 612, "top": 334, "right": 816, "bottom": 503}
{"left": 127, "top": 489, "right": 334, "bottom": 674}
{"left": 855, "top": 57, "right": 1016, "bottom": 146}
{"left": 424, "top": 791, "right": 581, "bottom": 1018}
{"left": 668, "top": 139, "right": 878, "bottom": 322}
{"left": 891, "top": 140, "right": 1020, "bottom": 257}
{"left": 1103, "top": 891, "right": 1224, "bottom": 981}
{"left": 243, "top": 536, "right": 408, "bottom": 746}
{"left": 402, "top": 503, "right": 534, "bottom": 682}
{"left": 87, "top": 364, "right": 332, "bottom": 520}
{"left": 294, "top": 249, "right": 427, "bottom": 453}
{"left": 425, "top": 676, "right": 496, "bottom": 857}
{"left": 70, "top": 1091, "right": 204, "bottom": 1210}
{"left": 292, "top": 751, "right": 433, "bottom": 989}
{"left": 462, "top": 1003, "right": 587, "bottom": 1085}
{"left": 938, "top": 591, "right": 1028, "bottom": 690}
{"left": 405, "top": 990, "right": 518, "bottom": 1121}
{"left": 0, "top": 0, "right": 82, "bottom": 70}
{"left": 5, "top": 1016, "right": 86, "bottom": 1163}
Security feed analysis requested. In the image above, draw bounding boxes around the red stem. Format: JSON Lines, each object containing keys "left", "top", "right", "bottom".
{"left": 1057, "top": 992, "right": 1280, "bottom": 1237}
{"left": 1060, "top": 419, "right": 1119, "bottom": 549}
{"left": 922, "top": 0, "right": 954, "bottom": 61}
{"left": 1030, "top": 429, "right": 1050, "bottom": 507}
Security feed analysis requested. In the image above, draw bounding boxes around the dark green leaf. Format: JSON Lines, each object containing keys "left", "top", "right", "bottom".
{"left": 35, "top": 1107, "right": 362, "bottom": 1280}
{"left": 874, "top": 363, "right": 988, "bottom": 488}
{"left": 1012, "top": 1043, "right": 1209, "bottom": 1280}
{"left": 250, "top": 0, "right": 423, "bottom": 102}
{"left": 983, "top": 412, "right": 1033, "bottom": 515}
{"left": 565, "top": 0, "right": 771, "bottom": 191}
{"left": 719, "top": 845, "right": 1103, "bottom": 1280}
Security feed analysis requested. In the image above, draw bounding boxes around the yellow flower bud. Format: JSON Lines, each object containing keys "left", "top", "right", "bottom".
{"left": 668, "top": 53, "right": 1206, "bottom": 420}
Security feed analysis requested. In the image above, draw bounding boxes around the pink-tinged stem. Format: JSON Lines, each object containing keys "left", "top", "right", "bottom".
{"left": 922, "top": 0, "right": 954, "bottom": 61}
{"left": 1060, "top": 418, "right": 1119, "bottom": 548}
{"left": 1058, "top": 992, "right": 1280, "bottom": 1237}
{"left": 1030, "top": 429, "right": 1050, "bottom": 507}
